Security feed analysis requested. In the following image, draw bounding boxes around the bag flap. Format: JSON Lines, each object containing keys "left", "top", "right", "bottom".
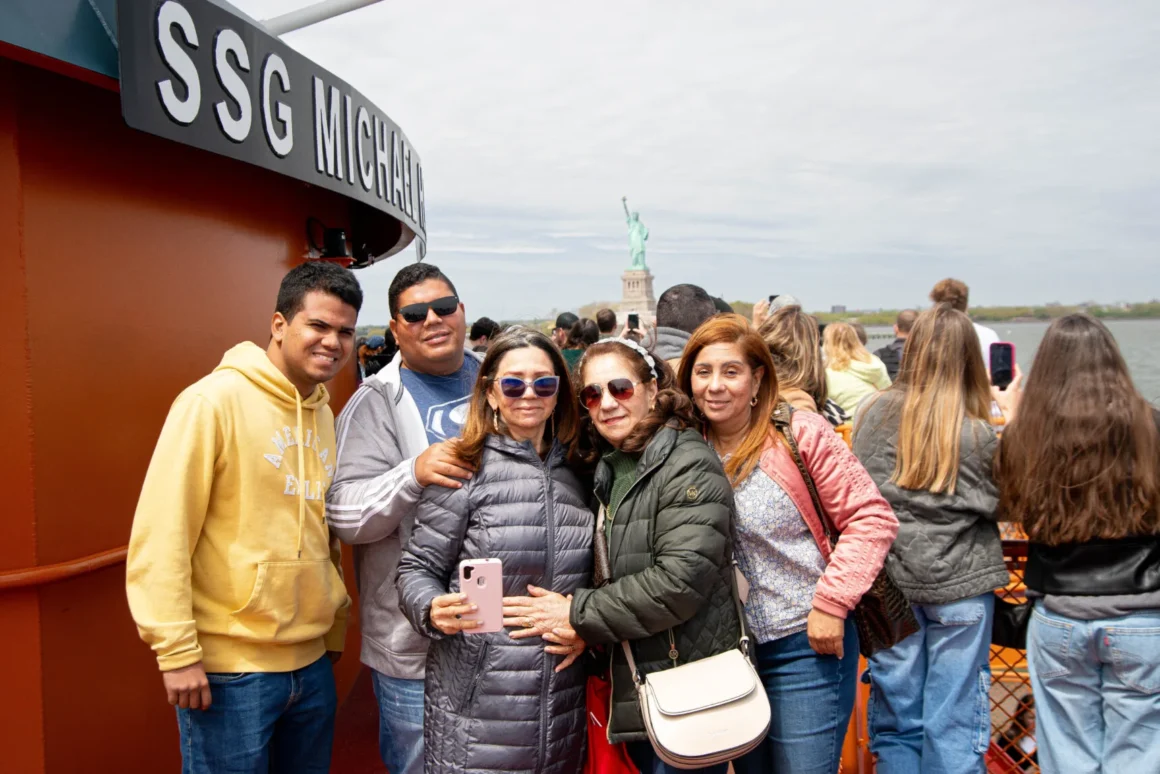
{"left": 644, "top": 650, "right": 757, "bottom": 716}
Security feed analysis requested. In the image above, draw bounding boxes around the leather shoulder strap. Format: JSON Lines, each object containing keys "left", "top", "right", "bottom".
{"left": 771, "top": 403, "right": 837, "bottom": 544}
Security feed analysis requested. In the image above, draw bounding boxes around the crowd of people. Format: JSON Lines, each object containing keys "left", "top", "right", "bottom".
{"left": 125, "top": 260, "right": 1160, "bottom": 774}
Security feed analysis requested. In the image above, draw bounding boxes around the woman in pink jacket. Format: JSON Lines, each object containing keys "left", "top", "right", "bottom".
{"left": 678, "top": 315, "right": 898, "bottom": 774}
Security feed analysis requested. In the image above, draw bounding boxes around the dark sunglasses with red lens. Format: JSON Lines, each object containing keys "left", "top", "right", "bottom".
{"left": 579, "top": 378, "right": 641, "bottom": 410}
{"left": 498, "top": 376, "right": 560, "bottom": 399}
{"left": 398, "top": 295, "right": 460, "bottom": 324}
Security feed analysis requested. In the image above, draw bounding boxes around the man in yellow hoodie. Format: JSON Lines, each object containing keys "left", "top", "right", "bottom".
{"left": 126, "top": 262, "right": 361, "bottom": 774}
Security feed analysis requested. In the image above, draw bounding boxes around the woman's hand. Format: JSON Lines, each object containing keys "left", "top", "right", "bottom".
{"left": 807, "top": 608, "right": 846, "bottom": 658}
{"left": 752, "top": 298, "right": 771, "bottom": 328}
{"left": 429, "top": 592, "right": 480, "bottom": 636}
{"left": 503, "top": 585, "right": 574, "bottom": 640}
{"left": 992, "top": 364, "right": 1024, "bottom": 423}
{"left": 542, "top": 626, "right": 587, "bottom": 673}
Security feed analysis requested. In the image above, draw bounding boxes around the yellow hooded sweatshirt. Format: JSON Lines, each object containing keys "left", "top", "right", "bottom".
{"left": 126, "top": 342, "right": 350, "bottom": 673}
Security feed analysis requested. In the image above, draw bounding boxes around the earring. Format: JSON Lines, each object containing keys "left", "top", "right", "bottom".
{"left": 750, "top": 396, "right": 758, "bottom": 407}
{"left": 550, "top": 413, "right": 556, "bottom": 440}
{"left": 493, "top": 411, "right": 499, "bottom": 433}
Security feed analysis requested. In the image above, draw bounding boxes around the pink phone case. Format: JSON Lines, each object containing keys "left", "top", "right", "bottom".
{"left": 458, "top": 559, "right": 503, "bottom": 634}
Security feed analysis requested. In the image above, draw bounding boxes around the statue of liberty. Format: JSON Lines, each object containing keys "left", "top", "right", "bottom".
{"left": 622, "top": 196, "right": 649, "bottom": 271}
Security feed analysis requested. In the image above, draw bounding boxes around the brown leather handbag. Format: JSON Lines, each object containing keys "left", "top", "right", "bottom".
{"left": 771, "top": 403, "right": 919, "bottom": 658}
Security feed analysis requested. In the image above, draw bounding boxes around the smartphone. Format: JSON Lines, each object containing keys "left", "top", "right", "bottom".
{"left": 768, "top": 294, "right": 780, "bottom": 304}
{"left": 989, "top": 342, "right": 1015, "bottom": 390}
{"left": 458, "top": 558, "right": 503, "bottom": 634}
{"left": 627, "top": 312, "right": 640, "bottom": 330}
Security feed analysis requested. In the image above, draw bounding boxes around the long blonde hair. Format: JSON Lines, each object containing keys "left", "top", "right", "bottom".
{"left": 824, "top": 322, "right": 872, "bottom": 371}
{"left": 876, "top": 304, "right": 992, "bottom": 494}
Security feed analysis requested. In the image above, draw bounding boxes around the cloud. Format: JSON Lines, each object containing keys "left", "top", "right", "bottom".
{"left": 233, "top": 0, "right": 1160, "bottom": 321}
{"left": 439, "top": 245, "right": 566, "bottom": 255}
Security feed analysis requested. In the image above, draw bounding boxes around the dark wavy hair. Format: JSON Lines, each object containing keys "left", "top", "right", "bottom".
{"left": 452, "top": 327, "right": 579, "bottom": 467}
{"left": 997, "top": 314, "right": 1160, "bottom": 544}
{"left": 575, "top": 339, "right": 695, "bottom": 464}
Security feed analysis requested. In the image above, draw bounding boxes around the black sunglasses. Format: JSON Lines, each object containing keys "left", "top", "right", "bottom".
{"left": 498, "top": 376, "right": 560, "bottom": 399}
{"left": 579, "top": 378, "right": 642, "bottom": 410}
{"left": 398, "top": 295, "right": 460, "bottom": 324}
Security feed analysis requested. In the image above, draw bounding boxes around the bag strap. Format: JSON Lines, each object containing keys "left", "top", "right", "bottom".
{"left": 619, "top": 567, "right": 749, "bottom": 686}
{"left": 771, "top": 402, "right": 838, "bottom": 545}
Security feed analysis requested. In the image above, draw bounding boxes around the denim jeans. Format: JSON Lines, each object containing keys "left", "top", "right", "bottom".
{"left": 177, "top": 655, "right": 336, "bottom": 774}
{"left": 732, "top": 622, "right": 859, "bottom": 774}
{"left": 626, "top": 741, "right": 730, "bottom": 774}
{"left": 370, "top": 670, "right": 425, "bottom": 774}
{"left": 1028, "top": 601, "right": 1160, "bottom": 774}
{"left": 867, "top": 593, "right": 993, "bottom": 774}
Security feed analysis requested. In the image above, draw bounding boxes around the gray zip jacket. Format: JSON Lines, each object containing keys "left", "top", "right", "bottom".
{"left": 853, "top": 391, "right": 1008, "bottom": 605}
{"left": 325, "top": 350, "right": 482, "bottom": 679}
{"left": 397, "top": 435, "right": 593, "bottom": 774}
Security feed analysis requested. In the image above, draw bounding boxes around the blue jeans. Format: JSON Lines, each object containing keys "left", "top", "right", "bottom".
{"left": 177, "top": 655, "right": 336, "bottom": 774}
{"left": 370, "top": 670, "right": 424, "bottom": 774}
{"left": 1028, "top": 602, "right": 1160, "bottom": 774}
{"left": 733, "top": 622, "right": 859, "bottom": 774}
{"left": 867, "top": 593, "right": 993, "bottom": 774}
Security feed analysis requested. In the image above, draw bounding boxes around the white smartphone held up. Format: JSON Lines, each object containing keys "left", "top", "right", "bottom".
{"left": 458, "top": 558, "right": 504, "bottom": 634}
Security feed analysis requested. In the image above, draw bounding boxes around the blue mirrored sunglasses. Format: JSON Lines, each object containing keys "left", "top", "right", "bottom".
{"left": 498, "top": 376, "right": 560, "bottom": 399}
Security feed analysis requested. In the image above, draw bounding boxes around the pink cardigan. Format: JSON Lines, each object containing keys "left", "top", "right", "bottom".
{"left": 756, "top": 409, "right": 898, "bottom": 619}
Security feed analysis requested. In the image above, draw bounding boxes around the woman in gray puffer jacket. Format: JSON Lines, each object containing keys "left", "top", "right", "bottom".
{"left": 503, "top": 338, "right": 739, "bottom": 774}
{"left": 852, "top": 304, "right": 1008, "bottom": 774}
{"left": 397, "top": 329, "right": 593, "bottom": 774}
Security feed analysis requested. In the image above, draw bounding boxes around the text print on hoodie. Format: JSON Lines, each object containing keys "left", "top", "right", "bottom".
{"left": 126, "top": 342, "right": 350, "bottom": 674}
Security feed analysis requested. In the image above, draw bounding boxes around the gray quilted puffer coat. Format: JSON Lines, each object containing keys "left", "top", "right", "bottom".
{"left": 852, "top": 391, "right": 1008, "bottom": 605}
{"left": 570, "top": 426, "right": 740, "bottom": 743}
{"left": 397, "top": 435, "right": 594, "bottom": 774}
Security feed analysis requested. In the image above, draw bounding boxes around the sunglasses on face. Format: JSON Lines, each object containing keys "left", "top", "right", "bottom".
{"left": 580, "top": 378, "right": 642, "bottom": 410}
{"left": 398, "top": 295, "right": 460, "bottom": 324}
{"left": 497, "top": 376, "right": 561, "bottom": 399}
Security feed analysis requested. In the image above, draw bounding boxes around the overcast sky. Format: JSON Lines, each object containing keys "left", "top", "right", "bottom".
{"left": 233, "top": 0, "right": 1160, "bottom": 324}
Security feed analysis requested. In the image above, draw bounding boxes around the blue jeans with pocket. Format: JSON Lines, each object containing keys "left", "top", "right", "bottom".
{"left": 177, "top": 655, "right": 336, "bottom": 774}
{"left": 867, "top": 593, "right": 993, "bottom": 774}
{"left": 732, "top": 621, "right": 859, "bottom": 774}
{"left": 1028, "top": 601, "right": 1160, "bottom": 773}
{"left": 370, "top": 670, "right": 425, "bottom": 774}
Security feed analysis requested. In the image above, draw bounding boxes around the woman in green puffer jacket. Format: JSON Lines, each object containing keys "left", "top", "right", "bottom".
{"left": 502, "top": 338, "right": 740, "bottom": 774}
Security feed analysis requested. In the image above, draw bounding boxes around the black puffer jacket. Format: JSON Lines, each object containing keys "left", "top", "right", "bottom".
{"left": 570, "top": 426, "right": 739, "bottom": 743}
{"left": 397, "top": 435, "right": 594, "bottom": 774}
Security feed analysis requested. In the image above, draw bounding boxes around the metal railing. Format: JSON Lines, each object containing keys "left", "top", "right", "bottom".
{"left": 0, "top": 546, "right": 128, "bottom": 591}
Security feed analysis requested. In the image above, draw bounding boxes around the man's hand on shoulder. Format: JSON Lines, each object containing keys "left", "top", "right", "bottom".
{"left": 163, "top": 662, "right": 212, "bottom": 710}
{"left": 414, "top": 441, "right": 476, "bottom": 489}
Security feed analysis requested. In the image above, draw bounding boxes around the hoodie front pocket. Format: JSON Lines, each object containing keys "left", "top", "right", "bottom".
{"left": 228, "top": 560, "right": 347, "bottom": 643}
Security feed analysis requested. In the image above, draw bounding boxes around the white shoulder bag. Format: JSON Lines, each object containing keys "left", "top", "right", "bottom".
{"left": 618, "top": 564, "right": 770, "bottom": 769}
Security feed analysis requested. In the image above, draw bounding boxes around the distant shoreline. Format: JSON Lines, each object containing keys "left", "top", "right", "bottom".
{"left": 812, "top": 302, "right": 1160, "bottom": 326}
{"left": 355, "top": 302, "right": 1160, "bottom": 337}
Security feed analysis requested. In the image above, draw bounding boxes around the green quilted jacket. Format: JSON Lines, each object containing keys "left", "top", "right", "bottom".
{"left": 570, "top": 426, "right": 740, "bottom": 743}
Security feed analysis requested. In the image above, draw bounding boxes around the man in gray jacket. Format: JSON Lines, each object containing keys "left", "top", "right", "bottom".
{"left": 326, "top": 263, "right": 480, "bottom": 774}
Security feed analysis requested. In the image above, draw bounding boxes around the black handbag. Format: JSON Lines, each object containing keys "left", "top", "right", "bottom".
{"left": 771, "top": 403, "right": 920, "bottom": 658}
{"left": 992, "top": 595, "right": 1032, "bottom": 649}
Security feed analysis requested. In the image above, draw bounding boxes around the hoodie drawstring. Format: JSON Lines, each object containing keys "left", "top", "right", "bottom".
{"left": 296, "top": 391, "right": 305, "bottom": 559}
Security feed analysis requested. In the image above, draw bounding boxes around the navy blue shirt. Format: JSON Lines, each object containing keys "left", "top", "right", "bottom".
{"left": 400, "top": 356, "right": 481, "bottom": 444}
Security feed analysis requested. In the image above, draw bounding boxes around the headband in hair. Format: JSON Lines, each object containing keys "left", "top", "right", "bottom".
{"left": 608, "top": 337, "right": 658, "bottom": 380}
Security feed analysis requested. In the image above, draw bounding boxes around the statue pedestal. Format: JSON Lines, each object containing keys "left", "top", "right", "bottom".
{"left": 619, "top": 269, "right": 657, "bottom": 323}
